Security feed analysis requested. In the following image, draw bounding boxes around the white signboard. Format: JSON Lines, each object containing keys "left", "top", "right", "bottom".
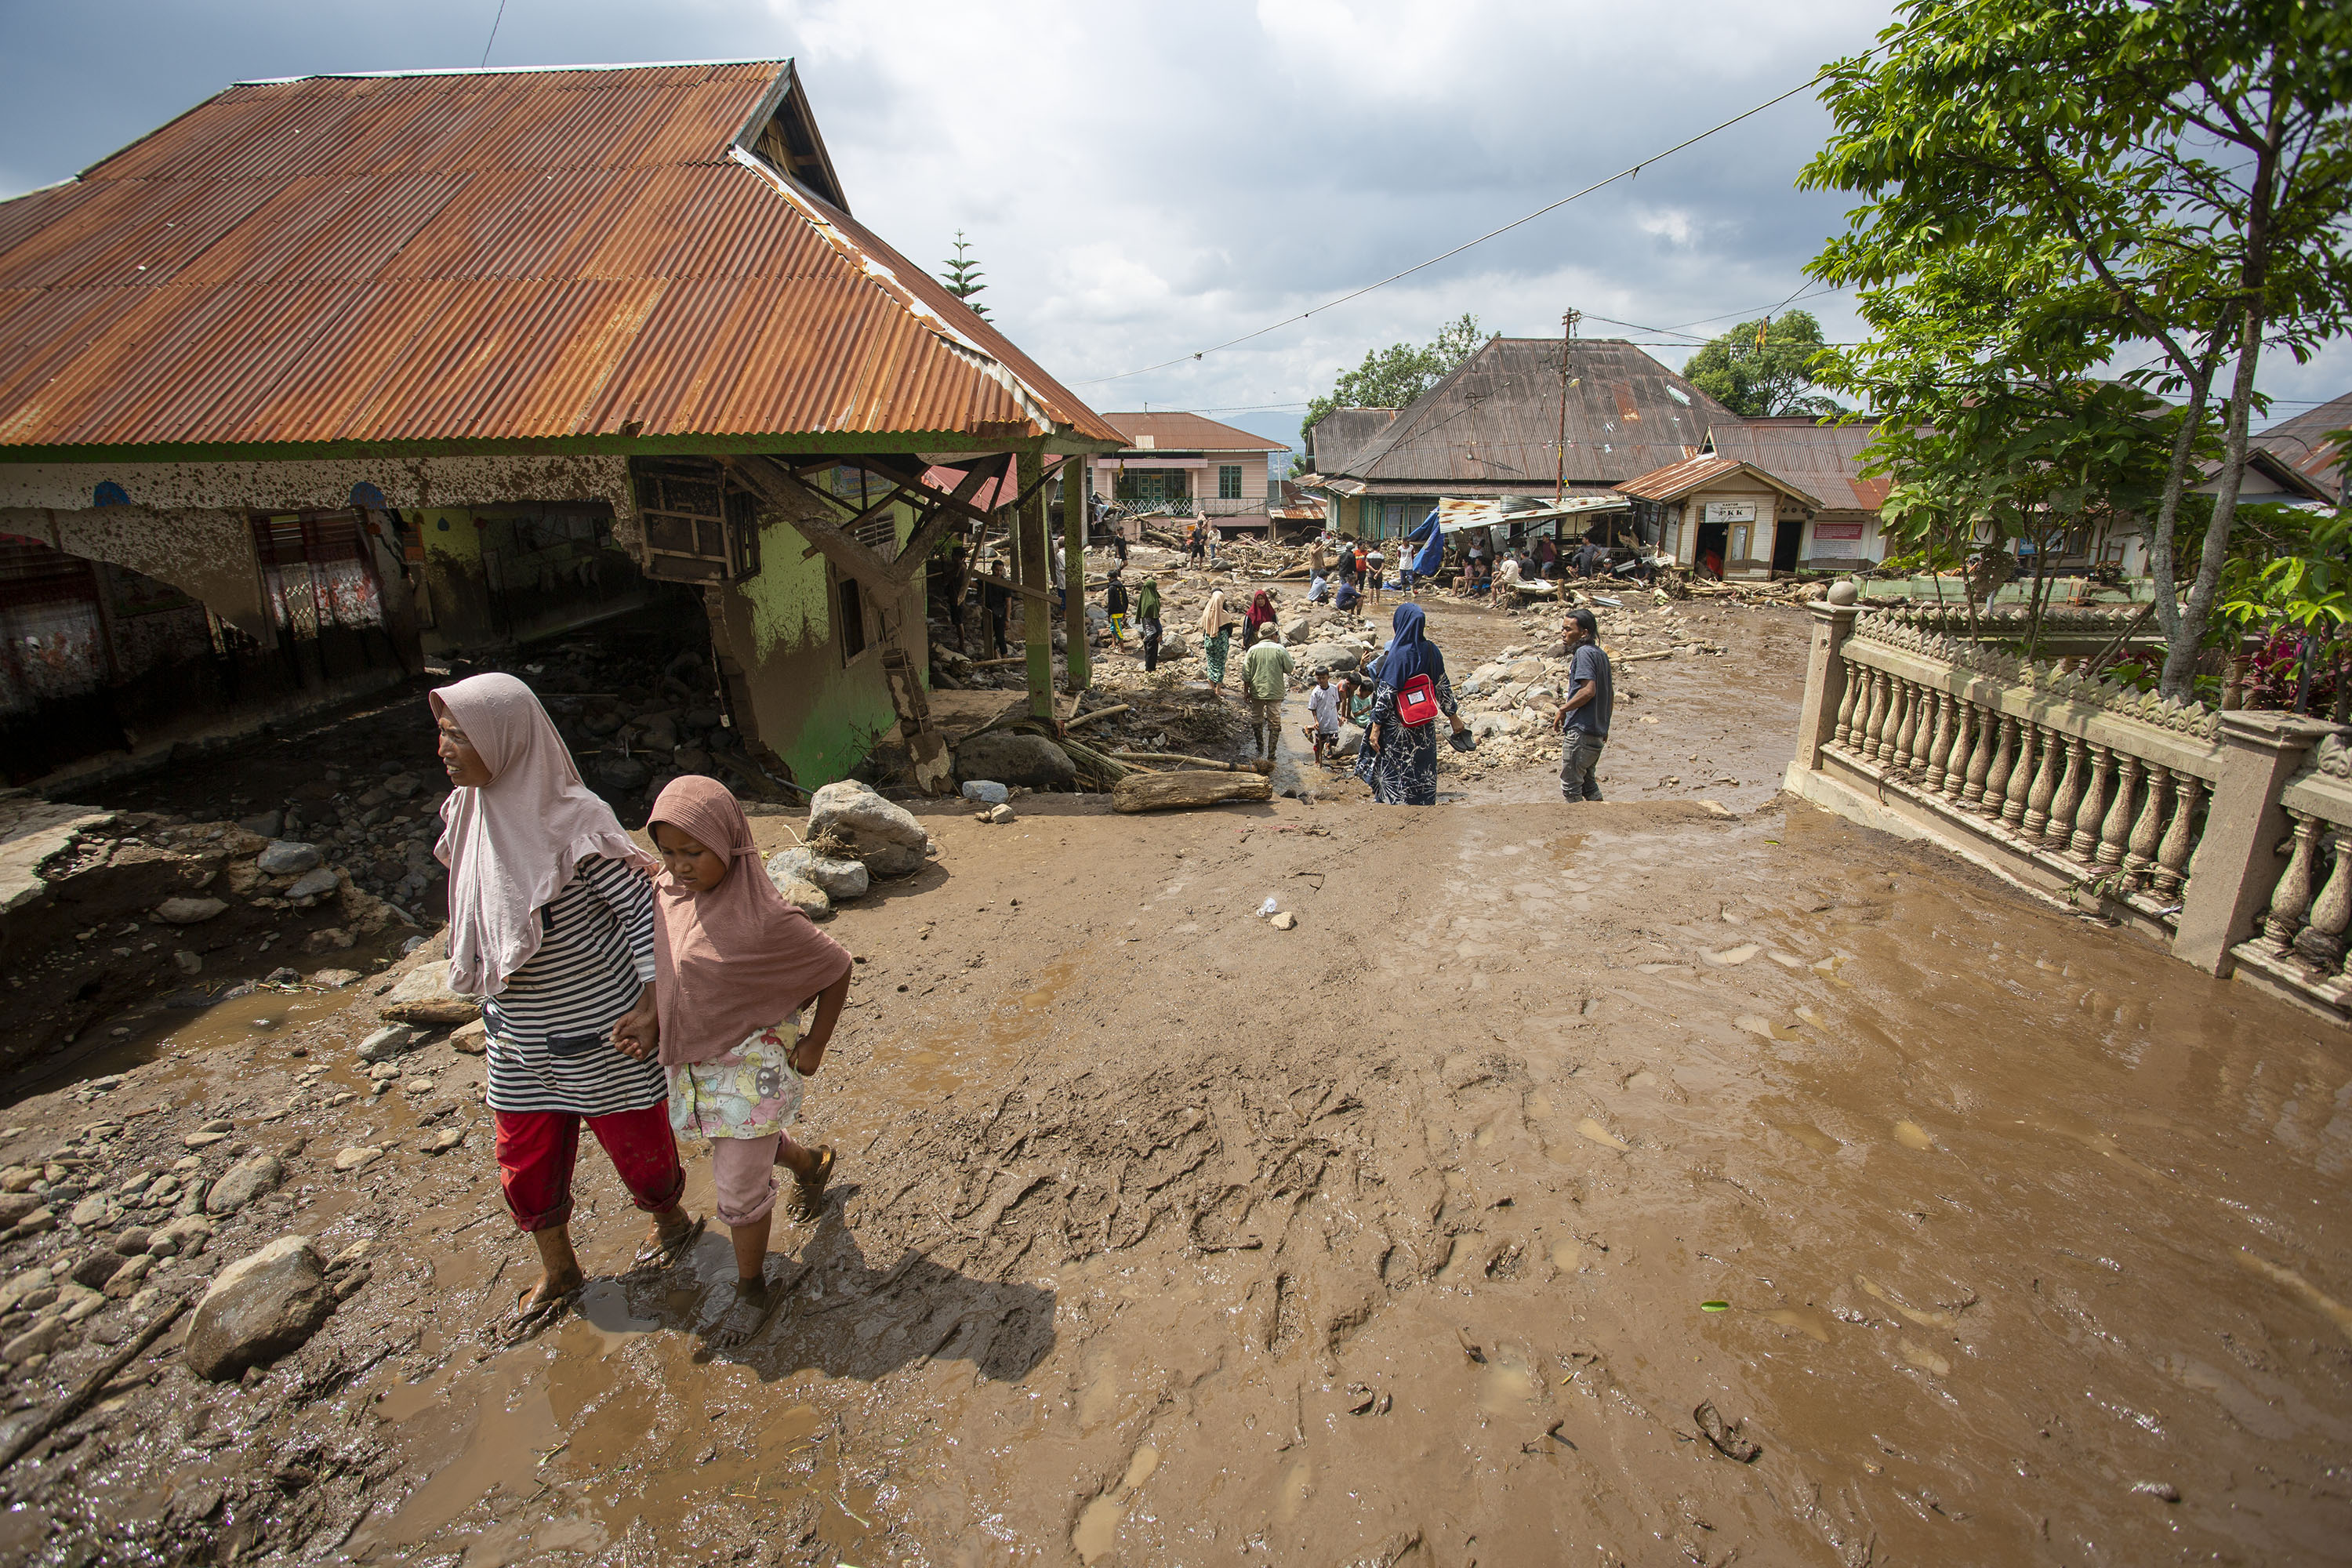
{"left": 1702, "top": 500, "right": 1757, "bottom": 524}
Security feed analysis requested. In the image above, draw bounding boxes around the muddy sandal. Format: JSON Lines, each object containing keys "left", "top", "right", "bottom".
{"left": 787, "top": 1145, "right": 835, "bottom": 1223}
{"left": 630, "top": 1213, "right": 706, "bottom": 1272}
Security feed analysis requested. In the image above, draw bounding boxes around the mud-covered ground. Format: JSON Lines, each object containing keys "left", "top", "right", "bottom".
{"left": 2, "top": 601, "right": 2347, "bottom": 1566}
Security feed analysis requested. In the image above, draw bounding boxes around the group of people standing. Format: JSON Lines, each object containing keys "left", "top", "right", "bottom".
{"left": 430, "top": 673, "right": 856, "bottom": 1341}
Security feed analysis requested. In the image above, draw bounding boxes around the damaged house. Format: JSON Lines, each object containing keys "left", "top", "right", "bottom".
{"left": 0, "top": 60, "right": 1118, "bottom": 789}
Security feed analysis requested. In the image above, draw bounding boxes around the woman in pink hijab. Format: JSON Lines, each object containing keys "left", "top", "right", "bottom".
{"left": 639, "top": 775, "right": 853, "bottom": 1332}
{"left": 432, "top": 673, "right": 702, "bottom": 1333}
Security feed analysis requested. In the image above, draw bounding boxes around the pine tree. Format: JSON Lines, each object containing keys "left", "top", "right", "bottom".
{"left": 940, "top": 231, "right": 989, "bottom": 320}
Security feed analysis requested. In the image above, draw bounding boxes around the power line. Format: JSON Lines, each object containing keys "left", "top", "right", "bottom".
{"left": 481, "top": 0, "right": 509, "bottom": 67}
{"left": 1073, "top": 44, "right": 1890, "bottom": 389}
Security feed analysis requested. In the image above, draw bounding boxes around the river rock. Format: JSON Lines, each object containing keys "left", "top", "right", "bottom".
{"left": 769, "top": 847, "right": 869, "bottom": 901}
{"left": 807, "top": 779, "right": 932, "bottom": 877}
{"left": 0, "top": 1267, "right": 53, "bottom": 1314}
{"left": 1332, "top": 723, "right": 1366, "bottom": 759}
{"left": 358, "top": 1024, "right": 419, "bottom": 1061}
{"left": 237, "top": 811, "right": 285, "bottom": 838}
{"left": 1295, "top": 641, "right": 1364, "bottom": 675}
{"left": 284, "top": 867, "right": 341, "bottom": 902}
{"left": 959, "top": 779, "right": 1010, "bottom": 805}
{"left": 382, "top": 772, "right": 423, "bottom": 800}
{"left": 182, "top": 1236, "right": 335, "bottom": 1381}
{"left": 379, "top": 964, "right": 477, "bottom": 1027}
{"left": 952, "top": 731, "right": 1074, "bottom": 791}
{"left": 0, "top": 1192, "right": 42, "bottom": 1229}
{"left": 2, "top": 1317, "right": 73, "bottom": 1365}
{"left": 332, "top": 1147, "right": 382, "bottom": 1173}
{"left": 154, "top": 897, "right": 227, "bottom": 925}
{"left": 205, "top": 1152, "right": 284, "bottom": 1215}
{"left": 765, "top": 865, "right": 833, "bottom": 921}
{"left": 69, "top": 1194, "right": 121, "bottom": 1229}
{"left": 256, "top": 840, "right": 322, "bottom": 876}
{"left": 307, "top": 968, "right": 361, "bottom": 989}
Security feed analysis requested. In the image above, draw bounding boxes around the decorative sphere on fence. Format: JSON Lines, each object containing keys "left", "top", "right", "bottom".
{"left": 1827, "top": 580, "right": 1859, "bottom": 607}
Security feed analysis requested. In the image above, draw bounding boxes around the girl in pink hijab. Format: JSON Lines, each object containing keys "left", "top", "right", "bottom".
{"left": 638, "top": 775, "right": 853, "bottom": 1328}
{"left": 432, "top": 673, "right": 702, "bottom": 1334}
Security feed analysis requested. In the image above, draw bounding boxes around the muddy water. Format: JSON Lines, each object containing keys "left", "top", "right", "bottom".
{"left": 301, "top": 791, "right": 2352, "bottom": 1566}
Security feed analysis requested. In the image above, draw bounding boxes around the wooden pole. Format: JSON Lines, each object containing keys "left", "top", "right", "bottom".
{"left": 1062, "top": 456, "right": 1091, "bottom": 693}
{"left": 1018, "top": 448, "right": 1053, "bottom": 720}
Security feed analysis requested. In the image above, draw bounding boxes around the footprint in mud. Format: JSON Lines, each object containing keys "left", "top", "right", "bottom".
{"left": 1704, "top": 944, "right": 1762, "bottom": 966}
{"left": 1071, "top": 1445, "right": 1162, "bottom": 1564}
{"left": 1577, "top": 1117, "right": 1630, "bottom": 1151}
{"left": 1735, "top": 1014, "right": 1806, "bottom": 1043}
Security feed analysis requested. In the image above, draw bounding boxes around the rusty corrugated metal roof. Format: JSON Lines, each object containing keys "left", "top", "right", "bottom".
{"left": 1615, "top": 452, "right": 1822, "bottom": 510}
{"left": 2259, "top": 391, "right": 2351, "bottom": 499}
{"left": 1704, "top": 419, "right": 1889, "bottom": 512}
{"left": 0, "top": 61, "right": 1120, "bottom": 456}
{"left": 1100, "top": 412, "right": 1290, "bottom": 453}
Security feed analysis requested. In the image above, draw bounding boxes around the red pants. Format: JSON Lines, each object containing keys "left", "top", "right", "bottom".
{"left": 493, "top": 1105, "right": 684, "bottom": 1232}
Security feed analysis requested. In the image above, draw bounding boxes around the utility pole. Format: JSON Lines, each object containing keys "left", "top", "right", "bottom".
{"left": 1555, "top": 308, "right": 1580, "bottom": 506}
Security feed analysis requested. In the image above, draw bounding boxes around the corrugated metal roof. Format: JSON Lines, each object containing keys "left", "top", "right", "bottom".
{"left": 1305, "top": 407, "right": 1396, "bottom": 471}
{"left": 1703, "top": 418, "right": 1889, "bottom": 512}
{"left": 0, "top": 61, "right": 1119, "bottom": 456}
{"left": 1325, "top": 339, "right": 1737, "bottom": 488}
{"left": 2259, "top": 392, "right": 2351, "bottom": 499}
{"left": 1101, "top": 411, "right": 1290, "bottom": 453}
{"left": 1616, "top": 451, "right": 1823, "bottom": 510}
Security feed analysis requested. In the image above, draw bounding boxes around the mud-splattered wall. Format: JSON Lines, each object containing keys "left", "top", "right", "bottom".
{"left": 703, "top": 506, "right": 929, "bottom": 787}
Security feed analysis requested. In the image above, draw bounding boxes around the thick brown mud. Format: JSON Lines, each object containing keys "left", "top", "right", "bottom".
{"left": 2, "top": 601, "right": 2347, "bottom": 1566}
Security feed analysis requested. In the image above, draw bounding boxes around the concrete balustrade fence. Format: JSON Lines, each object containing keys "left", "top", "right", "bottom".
{"left": 1784, "top": 600, "right": 2350, "bottom": 1026}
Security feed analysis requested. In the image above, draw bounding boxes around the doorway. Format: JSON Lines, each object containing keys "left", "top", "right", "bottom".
{"left": 1695, "top": 521, "right": 1727, "bottom": 579}
{"left": 1771, "top": 514, "right": 1805, "bottom": 575}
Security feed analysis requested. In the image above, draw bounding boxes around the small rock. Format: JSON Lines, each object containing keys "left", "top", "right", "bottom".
{"left": 764, "top": 866, "right": 833, "bottom": 922}
{"left": 1270, "top": 911, "right": 1298, "bottom": 930}
{"left": 598, "top": 756, "right": 652, "bottom": 790}
{"left": 60, "top": 1282, "right": 108, "bottom": 1322}
{"left": 959, "top": 780, "right": 1010, "bottom": 805}
{"left": 183, "top": 1131, "right": 231, "bottom": 1149}
{"left": 71, "top": 1254, "right": 120, "bottom": 1290}
{"left": 307, "top": 969, "right": 361, "bottom": 989}
{"left": 0, "top": 1192, "right": 42, "bottom": 1228}
{"left": 0, "top": 1266, "right": 53, "bottom": 1313}
{"left": 256, "top": 840, "right": 322, "bottom": 876}
{"left": 172, "top": 949, "right": 203, "bottom": 975}
{"left": 69, "top": 1194, "right": 122, "bottom": 1229}
{"left": 237, "top": 811, "right": 285, "bottom": 837}
{"left": 382, "top": 772, "right": 422, "bottom": 800}
{"left": 265, "top": 966, "right": 300, "bottom": 985}
{"left": 358, "top": 1025, "right": 419, "bottom": 1062}
{"left": 205, "top": 1153, "right": 284, "bottom": 1215}
{"left": 332, "top": 1147, "right": 382, "bottom": 1173}
{"left": 367, "top": 1061, "right": 401, "bottom": 1082}
{"left": 421, "top": 1127, "right": 465, "bottom": 1154}
{"left": 403, "top": 1077, "right": 435, "bottom": 1095}
{"left": 378, "top": 967, "right": 477, "bottom": 1028}
{"left": 112, "top": 1226, "right": 153, "bottom": 1256}
{"left": 182, "top": 1236, "right": 336, "bottom": 1381}
{"left": 769, "top": 846, "right": 871, "bottom": 902}
{"left": 284, "top": 868, "right": 341, "bottom": 902}
{"left": 2131, "top": 1481, "right": 2180, "bottom": 1503}
{"left": 5, "top": 1207, "right": 55, "bottom": 1238}
{"left": 103, "top": 1254, "right": 154, "bottom": 1298}
{"left": 987, "top": 803, "right": 1016, "bottom": 825}
{"left": 2, "top": 1317, "right": 74, "bottom": 1364}
{"left": 449, "top": 1018, "right": 488, "bottom": 1054}
{"left": 154, "top": 898, "right": 228, "bottom": 925}
{"left": 950, "top": 732, "right": 1074, "bottom": 793}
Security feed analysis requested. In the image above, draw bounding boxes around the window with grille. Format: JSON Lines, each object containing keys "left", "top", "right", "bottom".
{"left": 1218, "top": 464, "right": 1243, "bottom": 500}
{"left": 633, "top": 461, "right": 761, "bottom": 583}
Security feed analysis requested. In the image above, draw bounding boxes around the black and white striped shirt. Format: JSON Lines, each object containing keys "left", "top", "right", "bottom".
{"left": 483, "top": 855, "right": 666, "bottom": 1117}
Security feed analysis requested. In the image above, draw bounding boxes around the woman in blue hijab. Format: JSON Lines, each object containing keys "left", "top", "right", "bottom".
{"left": 1357, "top": 603, "right": 1468, "bottom": 804}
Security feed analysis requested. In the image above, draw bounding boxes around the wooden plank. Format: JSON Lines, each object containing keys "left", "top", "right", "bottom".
{"left": 1112, "top": 771, "right": 1273, "bottom": 813}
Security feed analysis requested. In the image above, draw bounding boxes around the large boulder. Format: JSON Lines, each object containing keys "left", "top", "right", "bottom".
{"left": 1294, "top": 641, "right": 1365, "bottom": 677}
{"left": 807, "top": 780, "right": 933, "bottom": 877}
{"left": 764, "top": 858, "right": 833, "bottom": 920}
{"left": 183, "top": 1236, "right": 335, "bottom": 1381}
{"left": 379, "top": 960, "right": 479, "bottom": 1027}
{"left": 951, "top": 731, "right": 1075, "bottom": 791}
{"left": 768, "top": 846, "right": 869, "bottom": 901}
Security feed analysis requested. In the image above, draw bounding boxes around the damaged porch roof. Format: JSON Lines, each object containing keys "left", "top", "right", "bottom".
{"left": 0, "top": 60, "right": 1120, "bottom": 460}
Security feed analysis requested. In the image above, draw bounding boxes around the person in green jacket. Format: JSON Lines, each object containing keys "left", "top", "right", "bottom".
{"left": 1136, "top": 577, "right": 1163, "bottom": 670}
{"left": 1241, "top": 625, "right": 1295, "bottom": 760}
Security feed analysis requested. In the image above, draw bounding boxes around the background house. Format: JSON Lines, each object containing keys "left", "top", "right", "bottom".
{"left": 1303, "top": 339, "right": 1738, "bottom": 541}
{"left": 1080, "top": 412, "right": 1291, "bottom": 536}
{"left": 2258, "top": 392, "right": 2352, "bottom": 509}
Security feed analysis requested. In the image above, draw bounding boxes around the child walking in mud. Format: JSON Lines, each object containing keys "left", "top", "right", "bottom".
{"left": 630, "top": 776, "right": 855, "bottom": 1337}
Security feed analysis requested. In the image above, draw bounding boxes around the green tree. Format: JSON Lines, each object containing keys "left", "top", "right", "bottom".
{"left": 1802, "top": 0, "right": 2352, "bottom": 699}
{"left": 1301, "top": 314, "right": 1485, "bottom": 461}
{"left": 939, "top": 230, "right": 989, "bottom": 320}
{"left": 1682, "top": 310, "right": 1838, "bottom": 417}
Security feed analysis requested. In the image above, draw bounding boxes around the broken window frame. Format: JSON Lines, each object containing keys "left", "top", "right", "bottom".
{"left": 633, "top": 459, "right": 763, "bottom": 584}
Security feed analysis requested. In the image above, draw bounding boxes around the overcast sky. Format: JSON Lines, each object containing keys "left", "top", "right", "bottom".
{"left": 2, "top": 0, "right": 2343, "bottom": 453}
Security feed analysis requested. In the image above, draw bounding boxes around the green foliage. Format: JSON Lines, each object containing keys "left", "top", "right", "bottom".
{"left": 2217, "top": 503, "right": 2352, "bottom": 633}
{"left": 1301, "top": 314, "right": 1485, "bottom": 457}
{"left": 1801, "top": 0, "right": 2352, "bottom": 699}
{"left": 939, "top": 231, "right": 989, "bottom": 320}
{"left": 1682, "top": 310, "right": 1838, "bottom": 417}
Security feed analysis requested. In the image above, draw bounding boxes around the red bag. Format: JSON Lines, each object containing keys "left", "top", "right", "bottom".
{"left": 1396, "top": 673, "right": 1439, "bottom": 728}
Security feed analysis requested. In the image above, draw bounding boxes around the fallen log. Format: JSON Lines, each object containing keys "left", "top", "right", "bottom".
{"left": 1112, "top": 770, "right": 1274, "bottom": 813}
{"left": 1109, "top": 752, "right": 1272, "bottom": 774}
{"left": 1065, "top": 705, "right": 1131, "bottom": 731}
{"left": 1619, "top": 650, "right": 1674, "bottom": 664}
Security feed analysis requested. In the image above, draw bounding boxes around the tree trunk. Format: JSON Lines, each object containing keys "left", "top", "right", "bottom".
{"left": 1111, "top": 771, "right": 1274, "bottom": 813}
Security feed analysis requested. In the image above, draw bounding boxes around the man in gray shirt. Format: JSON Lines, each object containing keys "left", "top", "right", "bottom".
{"left": 1554, "top": 608, "right": 1611, "bottom": 802}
